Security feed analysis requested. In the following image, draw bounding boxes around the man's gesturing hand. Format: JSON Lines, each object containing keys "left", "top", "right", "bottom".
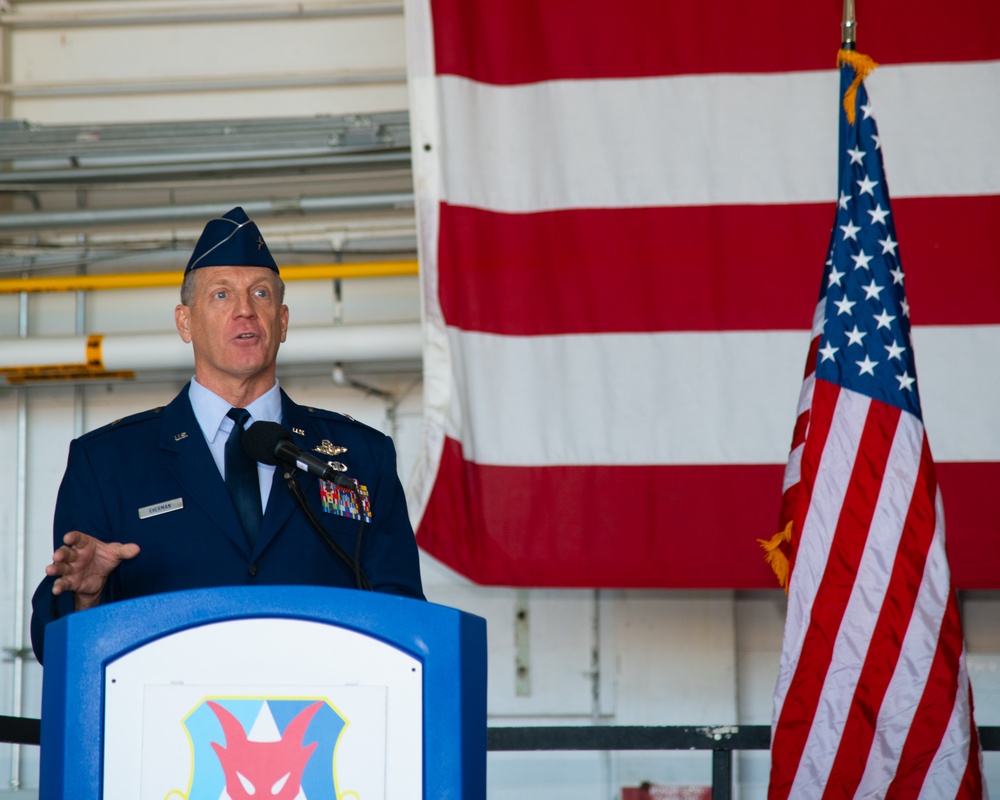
{"left": 45, "top": 531, "right": 140, "bottom": 611}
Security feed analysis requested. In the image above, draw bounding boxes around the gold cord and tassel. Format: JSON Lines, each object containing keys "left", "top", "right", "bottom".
{"left": 758, "top": 520, "right": 794, "bottom": 593}
{"left": 836, "top": 49, "right": 879, "bottom": 125}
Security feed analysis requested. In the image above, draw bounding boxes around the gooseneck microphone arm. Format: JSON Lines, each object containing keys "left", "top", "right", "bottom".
{"left": 245, "top": 421, "right": 371, "bottom": 591}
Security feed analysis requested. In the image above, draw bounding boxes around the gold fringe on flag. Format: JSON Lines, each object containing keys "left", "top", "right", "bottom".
{"left": 837, "top": 49, "right": 879, "bottom": 125}
{"left": 758, "top": 520, "right": 794, "bottom": 592}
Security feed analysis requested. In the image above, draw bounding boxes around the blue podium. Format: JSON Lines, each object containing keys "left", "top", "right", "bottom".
{"left": 39, "top": 586, "right": 487, "bottom": 799}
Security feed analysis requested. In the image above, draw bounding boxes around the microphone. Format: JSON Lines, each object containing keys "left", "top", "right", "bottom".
{"left": 243, "top": 421, "right": 355, "bottom": 489}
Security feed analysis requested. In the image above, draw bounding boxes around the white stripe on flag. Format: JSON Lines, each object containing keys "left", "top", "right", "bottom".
{"left": 855, "top": 490, "right": 958, "bottom": 797}
{"left": 916, "top": 650, "right": 974, "bottom": 800}
{"left": 783, "top": 440, "right": 805, "bottom": 494}
{"left": 447, "top": 328, "right": 807, "bottom": 465}
{"left": 445, "top": 325, "right": 1000, "bottom": 466}
{"left": 771, "top": 388, "right": 870, "bottom": 723}
{"left": 438, "top": 61, "right": 1000, "bottom": 212}
{"left": 914, "top": 324, "right": 1000, "bottom": 461}
{"left": 789, "top": 410, "right": 924, "bottom": 798}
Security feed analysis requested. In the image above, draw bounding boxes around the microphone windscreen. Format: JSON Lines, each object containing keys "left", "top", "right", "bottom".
{"left": 242, "top": 421, "right": 291, "bottom": 465}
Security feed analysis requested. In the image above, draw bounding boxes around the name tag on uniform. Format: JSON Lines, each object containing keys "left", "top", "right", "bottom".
{"left": 138, "top": 497, "right": 184, "bottom": 519}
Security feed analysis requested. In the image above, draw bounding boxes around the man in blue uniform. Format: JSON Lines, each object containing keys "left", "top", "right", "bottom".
{"left": 30, "top": 207, "right": 424, "bottom": 664}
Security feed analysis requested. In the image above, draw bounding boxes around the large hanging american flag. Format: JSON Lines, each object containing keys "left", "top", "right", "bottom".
{"left": 403, "top": 0, "right": 1000, "bottom": 588}
{"left": 764, "top": 50, "right": 985, "bottom": 799}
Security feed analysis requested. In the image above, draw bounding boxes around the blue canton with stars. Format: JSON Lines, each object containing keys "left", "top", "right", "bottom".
{"left": 815, "top": 62, "right": 922, "bottom": 421}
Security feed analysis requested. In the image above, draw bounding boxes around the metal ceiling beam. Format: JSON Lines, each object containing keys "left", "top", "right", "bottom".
{"left": 0, "top": 113, "right": 409, "bottom": 159}
{"left": 0, "top": 151, "right": 411, "bottom": 186}
{"left": 0, "top": 193, "right": 415, "bottom": 231}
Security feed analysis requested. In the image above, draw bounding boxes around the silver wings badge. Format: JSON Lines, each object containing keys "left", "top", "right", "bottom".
{"left": 313, "top": 439, "right": 348, "bottom": 457}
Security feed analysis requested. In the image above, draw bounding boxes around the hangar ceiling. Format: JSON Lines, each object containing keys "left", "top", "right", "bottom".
{"left": 0, "top": 112, "right": 417, "bottom": 275}
{"left": 0, "top": 1, "right": 421, "bottom": 379}
{"left": 0, "top": 0, "right": 417, "bottom": 275}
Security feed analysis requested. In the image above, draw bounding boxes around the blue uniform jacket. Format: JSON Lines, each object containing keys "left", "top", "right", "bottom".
{"left": 30, "top": 384, "right": 424, "bottom": 663}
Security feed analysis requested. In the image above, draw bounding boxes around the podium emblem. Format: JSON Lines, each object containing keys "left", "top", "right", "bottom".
{"left": 180, "top": 697, "right": 346, "bottom": 799}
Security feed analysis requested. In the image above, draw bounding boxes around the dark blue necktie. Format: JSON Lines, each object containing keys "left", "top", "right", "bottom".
{"left": 225, "top": 407, "right": 262, "bottom": 546}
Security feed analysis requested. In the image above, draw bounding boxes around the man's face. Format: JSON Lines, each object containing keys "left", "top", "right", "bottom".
{"left": 175, "top": 266, "right": 289, "bottom": 390}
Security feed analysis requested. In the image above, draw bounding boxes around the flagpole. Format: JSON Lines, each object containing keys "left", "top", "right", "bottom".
{"left": 841, "top": 0, "right": 857, "bottom": 50}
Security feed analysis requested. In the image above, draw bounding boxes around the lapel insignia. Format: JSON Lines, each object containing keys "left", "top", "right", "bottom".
{"left": 174, "top": 431, "right": 188, "bottom": 441}
{"left": 313, "top": 439, "right": 348, "bottom": 457}
{"left": 292, "top": 426, "right": 305, "bottom": 435}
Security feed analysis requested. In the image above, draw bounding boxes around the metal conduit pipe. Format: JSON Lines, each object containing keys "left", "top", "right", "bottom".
{"left": 1, "top": 3, "right": 405, "bottom": 29}
{"left": 4, "top": 68, "right": 409, "bottom": 100}
{"left": 0, "top": 193, "right": 414, "bottom": 231}
{"left": 7, "top": 291, "right": 30, "bottom": 791}
{"left": 0, "top": 323, "right": 423, "bottom": 375}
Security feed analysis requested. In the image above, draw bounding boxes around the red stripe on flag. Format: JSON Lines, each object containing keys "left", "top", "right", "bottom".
{"left": 418, "top": 436, "right": 785, "bottom": 588}
{"left": 803, "top": 337, "right": 821, "bottom": 381}
{"left": 770, "top": 398, "right": 903, "bottom": 800}
{"left": 885, "top": 592, "right": 965, "bottom": 798}
{"left": 417, "top": 437, "right": 1000, "bottom": 590}
{"left": 430, "top": 0, "right": 1000, "bottom": 83}
{"left": 820, "top": 433, "right": 937, "bottom": 797}
{"left": 790, "top": 408, "right": 811, "bottom": 453}
{"left": 438, "top": 197, "right": 1000, "bottom": 335}
{"left": 784, "top": 378, "right": 841, "bottom": 570}
{"left": 894, "top": 195, "right": 1000, "bottom": 326}
{"left": 958, "top": 686, "right": 986, "bottom": 799}
{"left": 936, "top": 462, "right": 1000, "bottom": 588}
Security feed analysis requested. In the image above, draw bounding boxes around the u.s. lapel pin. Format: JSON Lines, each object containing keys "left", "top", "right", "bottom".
{"left": 174, "top": 431, "right": 188, "bottom": 441}
{"left": 313, "top": 439, "right": 348, "bottom": 457}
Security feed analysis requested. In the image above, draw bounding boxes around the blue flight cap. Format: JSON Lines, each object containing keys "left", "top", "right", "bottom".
{"left": 185, "top": 207, "right": 279, "bottom": 273}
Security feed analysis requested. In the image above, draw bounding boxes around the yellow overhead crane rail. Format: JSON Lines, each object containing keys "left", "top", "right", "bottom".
{"left": 0, "top": 259, "right": 420, "bottom": 383}
{"left": 0, "top": 260, "right": 419, "bottom": 295}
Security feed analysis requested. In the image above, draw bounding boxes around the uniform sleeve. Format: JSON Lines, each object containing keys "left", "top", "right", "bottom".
{"left": 29, "top": 438, "right": 116, "bottom": 664}
{"left": 362, "top": 435, "right": 426, "bottom": 600}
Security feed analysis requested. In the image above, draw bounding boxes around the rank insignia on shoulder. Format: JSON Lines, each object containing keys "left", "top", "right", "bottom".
{"left": 313, "top": 439, "right": 348, "bottom": 457}
{"left": 320, "top": 479, "right": 371, "bottom": 523}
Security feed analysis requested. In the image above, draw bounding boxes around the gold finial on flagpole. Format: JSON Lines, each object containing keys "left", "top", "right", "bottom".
{"left": 837, "top": 0, "right": 876, "bottom": 125}
{"left": 842, "top": 0, "right": 857, "bottom": 50}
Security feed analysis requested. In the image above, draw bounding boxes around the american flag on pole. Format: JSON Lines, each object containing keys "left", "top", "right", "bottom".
{"left": 764, "top": 51, "right": 985, "bottom": 798}
{"left": 403, "top": 0, "right": 1000, "bottom": 589}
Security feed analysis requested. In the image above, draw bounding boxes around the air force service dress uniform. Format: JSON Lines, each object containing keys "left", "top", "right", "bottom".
{"left": 30, "top": 386, "right": 424, "bottom": 663}
{"left": 29, "top": 208, "right": 424, "bottom": 664}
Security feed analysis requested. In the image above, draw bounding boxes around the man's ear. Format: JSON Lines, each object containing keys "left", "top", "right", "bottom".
{"left": 279, "top": 304, "right": 289, "bottom": 343}
{"left": 175, "top": 304, "right": 193, "bottom": 343}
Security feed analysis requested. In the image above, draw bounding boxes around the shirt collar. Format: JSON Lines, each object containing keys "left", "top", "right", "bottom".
{"left": 189, "top": 377, "right": 283, "bottom": 444}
